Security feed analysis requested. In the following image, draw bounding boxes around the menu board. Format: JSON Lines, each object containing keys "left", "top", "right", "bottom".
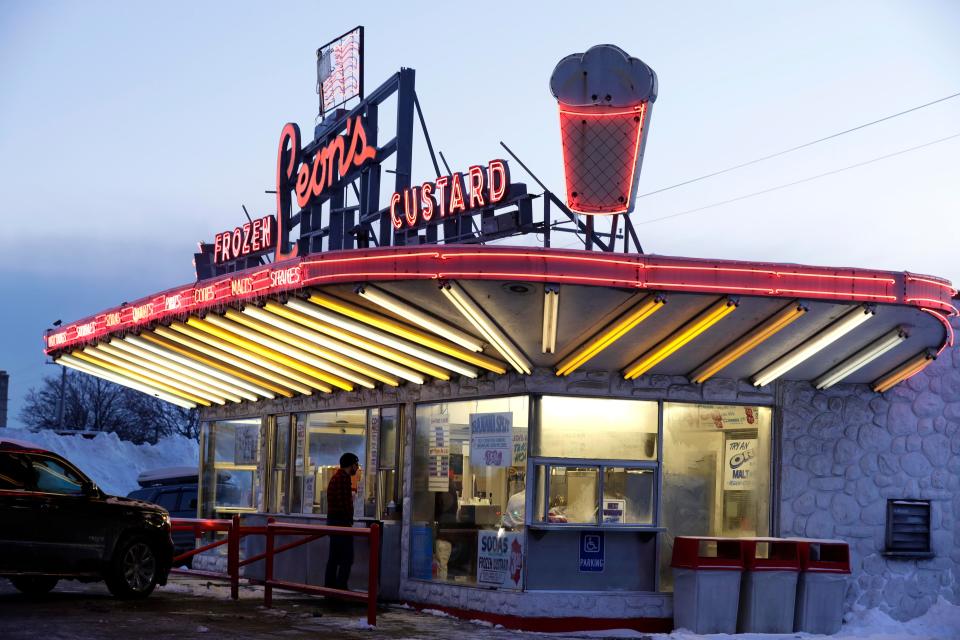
{"left": 428, "top": 414, "right": 450, "bottom": 492}
{"left": 469, "top": 412, "right": 513, "bottom": 467}
{"left": 698, "top": 405, "right": 760, "bottom": 430}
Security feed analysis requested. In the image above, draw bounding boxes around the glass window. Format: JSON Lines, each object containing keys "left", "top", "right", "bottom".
{"left": 29, "top": 456, "right": 85, "bottom": 495}
{"left": 301, "top": 409, "right": 366, "bottom": 515}
{"left": 267, "top": 415, "right": 292, "bottom": 513}
{"left": 0, "top": 453, "right": 31, "bottom": 490}
{"left": 603, "top": 467, "right": 655, "bottom": 524}
{"left": 660, "top": 403, "right": 772, "bottom": 590}
{"left": 410, "top": 396, "right": 528, "bottom": 587}
{"left": 199, "top": 418, "right": 262, "bottom": 517}
{"left": 156, "top": 490, "right": 180, "bottom": 511}
{"left": 532, "top": 465, "right": 655, "bottom": 526}
{"left": 537, "top": 397, "right": 657, "bottom": 459}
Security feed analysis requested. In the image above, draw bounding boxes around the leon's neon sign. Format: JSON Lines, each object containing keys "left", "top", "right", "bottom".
{"left": 390, "top": 160, "right": 510, "bottom": 230}
{"left": 275, "top": 116, "right": 378, "bottom": 260}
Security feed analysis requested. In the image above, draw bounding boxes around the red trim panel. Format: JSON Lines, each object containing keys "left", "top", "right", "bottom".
{"left": 45, "top": 246, "right": 957, "bottom": 353}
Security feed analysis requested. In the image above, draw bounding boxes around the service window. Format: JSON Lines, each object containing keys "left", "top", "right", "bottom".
{"left": 199, "top": 418, "right": 262, "bottom": 517}
{"left": 410, "top": 396, "right": 528, "bottom": 588}
{"left": 300, "top": 409, "right": 366, "bottom": 515}
{"left": 660, "top": 403, "right": 772, "bottom": 590}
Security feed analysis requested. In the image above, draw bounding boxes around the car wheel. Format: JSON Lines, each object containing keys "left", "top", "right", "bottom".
{"left": 105, "top": 536, "right": 159, "bottom": 599}
{"left": 10, "top": 576, "right": 59, "bottom": 595}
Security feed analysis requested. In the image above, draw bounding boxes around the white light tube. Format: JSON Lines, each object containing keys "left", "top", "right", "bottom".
{"left": 285, "top": 298, "right": 479, "bottom": 378}
{"left": 85, "top": 345, "right": 227, "bottom": 404}
{"left": 57, "top": 355, "right": 196, "bottom": 409}
{"left": 440, "top": 281, "right": 531, "bottom": 374}
{"left": 356, "top": 285, "right": 485, "bottom": 352}
{"left": 542, "top": 286, "right": 559, "bottom": 354}
{"left": 753, "top": 305, "right": 875, "bottom": 387}
{"left": 814, "top": 326, "right": 908, "bottom": 389}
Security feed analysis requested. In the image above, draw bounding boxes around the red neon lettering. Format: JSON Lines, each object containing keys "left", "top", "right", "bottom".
{"left": 132, "top": 304, "right": 152, "bottom": 322}
{"left": 449, "top": 173, "right": 466, "bottom": 214}
{"left": 467, "top": 165, "right": 486, "bottom": 208}
{"left": 390, "top": 192, "right": 403, "bottom": 230}
{"left": 261, "top": 216, "right": 273, "bottom": 248}
{"left": 231, "top": 278, "right": 254, "bottom": 296}
{"left": 404, "top": 187, "right": 419, "bottom": 227}
{"left": 295, "top": 163, "right": 311, "bottom": 208}
{"left": 195, "top": 285, "right": 215, "bottom": 304}
{"left": 421, "top": 182, "right": 435, "bottom": 222}
{"left": 435, "top": 176, "right": 449, "bottom": 218}
{"left": 241, "top": 222, "right": 252, "bottom": 255}
{"left": 231, "top": 228, "right": 242, "bottom": 257}
{"left": 76, "top": 322, "right": 96, "bottom": 338}
{"left": 105, "top": 312, "right": 121, "bottom": 327}
{"left": 49, "top": 333, "right": 67, "bottom": 347}
{"left": 214, "top": 233, "right": 224, "bottom": 262}
{"left": 275, "top": 123, "right": 301, "bottom": 262}
{"left": 251, "top": 219, "right": 262, "bottom": 252}
{"left": 488, "top": 159, "right": 509, "bottom": 203}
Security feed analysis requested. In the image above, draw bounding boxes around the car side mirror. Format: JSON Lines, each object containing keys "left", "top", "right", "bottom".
{"left": 81, "top": 481, "right": 100, "bottom": 498}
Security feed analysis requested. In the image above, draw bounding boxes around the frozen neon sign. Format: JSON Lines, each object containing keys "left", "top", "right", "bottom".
{"left": 213, "top": 215, "right": 276, "bottom": 265}
{"left": 390, "top": 160, "right": 510, "bottom": 230}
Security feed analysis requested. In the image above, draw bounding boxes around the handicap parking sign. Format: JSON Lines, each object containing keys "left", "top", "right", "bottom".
{"left": 579, "top": 531, "right": 604, "bottom": 572}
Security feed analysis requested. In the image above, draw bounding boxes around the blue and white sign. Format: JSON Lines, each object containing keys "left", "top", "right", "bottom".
{"left": 579, "top": 531, "right": 604, "bottom": 572}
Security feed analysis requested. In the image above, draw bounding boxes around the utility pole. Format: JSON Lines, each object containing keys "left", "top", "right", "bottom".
{"left": 57, "top": 366, "right": 67, "bottom": 430}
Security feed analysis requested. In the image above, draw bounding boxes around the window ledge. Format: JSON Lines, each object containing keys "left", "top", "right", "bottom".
{"left": 882, "top": 551, "right": 934, "bottom": 559}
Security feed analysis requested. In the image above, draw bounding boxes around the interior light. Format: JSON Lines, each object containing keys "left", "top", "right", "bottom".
{"left": 556, "top": 294, "right": 666, "bottom": 376}
{"left": 439, "top": 281, "right": 531, "bottom": 374}
{"left": 542, "top": 286, "right": 560, "bottom": 354}
{"left": 623, "top": 297, "right": 738, "bottom": 379}
{"left": 356, "top": 284, "right": 485, "bottom": 352}
{"left": 689, "top": 301, "right": 808, "bottom": 384}
{"left": 814, "top": 326, "right": 909, "bottom": 389}
{"left": 308, "top": 291, "right": 506, "bottom": 374}
{"left": 57, "top": 355, "right": 196, "bottom": 409}
{"left": 752, "top": 305, "right": 876, "bottom": 387}
{"left": 872, "top": 349, "right": 936, "bottom": 393}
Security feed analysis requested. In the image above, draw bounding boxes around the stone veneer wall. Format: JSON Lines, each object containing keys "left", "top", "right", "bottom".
{"left": 778, "top": 317, "right": 960, "bottom": 622}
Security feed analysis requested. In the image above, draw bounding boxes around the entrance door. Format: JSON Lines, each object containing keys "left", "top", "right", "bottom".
{"left": 267, "top": 415, "right": 293, "bottom": 513}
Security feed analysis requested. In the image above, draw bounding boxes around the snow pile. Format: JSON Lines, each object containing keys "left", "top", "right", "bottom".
{"left": 1, "top": 428, "right": 198, "bottom": 496}
{"left": 839, "top": 596, "right": 960, "bottom": 639}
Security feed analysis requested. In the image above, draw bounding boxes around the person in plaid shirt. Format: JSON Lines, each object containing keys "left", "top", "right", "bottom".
{"left": 325, "top": 452, "right": 359, "bottom": 590}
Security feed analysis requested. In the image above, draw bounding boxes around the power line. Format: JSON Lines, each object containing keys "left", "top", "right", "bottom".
{"left": 635, "top": 132, "right": 960, "bottom": 226}
{"left": 637, "top": 91, "right": 960, "bottom": 199}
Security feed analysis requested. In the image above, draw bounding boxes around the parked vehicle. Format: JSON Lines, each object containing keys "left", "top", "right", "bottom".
{"left": 0, "top": 439, "right": 173, "bottom": 598}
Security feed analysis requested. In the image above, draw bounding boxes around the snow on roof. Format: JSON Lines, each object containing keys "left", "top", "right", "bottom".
{"left": 137, "top": 466, "right": 198, "bottom": 485}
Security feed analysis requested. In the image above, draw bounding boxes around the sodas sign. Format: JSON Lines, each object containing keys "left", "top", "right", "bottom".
{"left": 477, "top": 530, "right": 524, "bottom": 590}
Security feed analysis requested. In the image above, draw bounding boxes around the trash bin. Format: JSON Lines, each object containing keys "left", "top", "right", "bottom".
{"left": 671, "top": 536, "right": 744, "bottom": 634}
{"left": 738, "top": 538, "right": 801, "bottom": 633}
{"left": 794, "top": 539, "right": 851, "bottom": 634}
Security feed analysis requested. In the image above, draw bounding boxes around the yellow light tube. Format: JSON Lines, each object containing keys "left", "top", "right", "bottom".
{"left": 139, "top": 332, "right": 295, "bottom": 397}
{"left": 182, "top": 318, "right": 349, "bottom": 391}
{"left": 57, "top": 355, "right": 196, "bottom": 409}
{"left": 84, "top": 345, "right": 227, "bottom": 405}
{"left": 263, "top": 302, "right": 450, "bottom": 380}
{"left": 624, "top": 298, "right": 738, "bottom": 380}
{"left": 288, "top": 298, "right": 485, "bottom": 378}
{"left": 159, "top": 324, "right": 328, "bottom": 394}
{"left": 556, "top": 294, "right": 666, "bottom": 376}
{"left": 440, "top": 282, "right": 531, "bottom": 374}
{"left": 872, "top": 350, "right": 936, "bottom": 393}
{"left": 309, "top": 291, "right": 506, "bottom": 374}
{"left": 238, "top": 306, "right": 423, "bottom": 385}
{"left": 198, "top": 315, "right": 370, "bottom": 390}
{"left": 72, "top": 351, "right": 211, "bottom": 406}
{"left": 356, "top": 284, "right": 485, "bottom": 352}
{"left": 94, "top": 343, "right": 243, "bottom": 403}
{"left": 122, "top": 335, "right": 271, "bottom": 399}
{"left": 689, "top": 301, "right": 808, "bottom": 384}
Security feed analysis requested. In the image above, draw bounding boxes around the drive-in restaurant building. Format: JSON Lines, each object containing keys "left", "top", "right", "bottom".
{"left": 43, "top": 34, "right": 960, "bottom": 631}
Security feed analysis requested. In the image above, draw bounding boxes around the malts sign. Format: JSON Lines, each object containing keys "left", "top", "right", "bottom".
{"left": 390, "top": 160, "right": 510, "bottom": 230}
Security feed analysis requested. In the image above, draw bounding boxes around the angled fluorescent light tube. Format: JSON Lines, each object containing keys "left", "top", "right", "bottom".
{"left": 542, "top": 286, "right": 559, "bottom": 354}
{"left": 356, "top": 285, "right": 484, "bottom": 352}
{"left": 689, "top": 301, "right": 808, "bottom": 384}
{"left": 624, "top": 297, "right": 738, "bottom": 380}
{"left": 71, "top": 350, "right": 212, "bottom": 406}
{"left": 57, "top": 355, "right": 196, "bottom": 409}
{"left": 440, "top": 281, "right": 532, "bottom": 375}
{"left": 556, "top": 294, "right": 666, "bottom": 376}
{"left": 814, "top": 326, "right": 909, "bottom": 389}
{"left": 872, "top": 349, "right": 936, "bottom": 393}
{"left": 752, "top": 305, "right": 875, "bottom": 387}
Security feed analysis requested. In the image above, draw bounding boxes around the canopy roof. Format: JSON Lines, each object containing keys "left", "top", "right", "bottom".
{"left": 45, "top": 246, "right": 957, "bottom": 409}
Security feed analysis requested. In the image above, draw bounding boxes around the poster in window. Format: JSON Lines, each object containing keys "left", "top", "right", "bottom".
{"left": 724, "top": 439, "right": 757, "bottom": 490}
{"left": 368, "top": 413, "right": 380, "bottom": 471}
{"left": 295, "top": 421, "right": 305, "bottom": 476}
{"left": 477, "top": 530, "right": 524, "bottom": 590}
{"left": 512, "top": 429, "right": 527, "bottom": 466}
{"left": 234, "top": 425, "right": 259, "bottom": 465}
{"left": 698, "top": 405, "right": 760, "bottom": 430}
{"left": 428, "top": 414, "right": 450, "bottom": 492}
{"left": 469, "top": 412, "right": 513, "bottom": 468}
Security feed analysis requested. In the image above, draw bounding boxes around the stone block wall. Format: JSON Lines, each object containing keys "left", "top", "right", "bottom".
{"left": 778, "top": 318, "right": 960, "bottom": 621}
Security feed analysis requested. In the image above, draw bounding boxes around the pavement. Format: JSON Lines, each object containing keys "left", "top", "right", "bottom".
{"left": 0, "top": 577, "right": 632, "bottom": 640}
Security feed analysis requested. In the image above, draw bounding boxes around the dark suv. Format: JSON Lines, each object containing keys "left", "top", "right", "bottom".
{"left": 0, "top": 439, "right": 173, "bottom": 598}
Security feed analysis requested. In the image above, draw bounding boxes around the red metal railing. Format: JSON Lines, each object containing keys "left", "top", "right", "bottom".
{"left": 168, "top": 516, "right": 380, "bottom": 626}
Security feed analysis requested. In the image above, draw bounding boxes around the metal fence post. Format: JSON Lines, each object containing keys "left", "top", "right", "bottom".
{"left": 367, "top": 523, "right": 380, "bottom": 626}
{"left": 228, "top": 514, "right": 240, "bottom": 600}
{"left": 264, "top": 518, "right": 275, "bottom": 608}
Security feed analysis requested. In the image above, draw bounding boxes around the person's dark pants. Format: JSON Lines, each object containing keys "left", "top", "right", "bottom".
{"left": 324, "top": 520, "right": 354, "bottom": 590}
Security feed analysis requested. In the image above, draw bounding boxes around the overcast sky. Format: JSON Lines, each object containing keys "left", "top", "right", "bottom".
{"left": 1, "top": 1, "right": 958, "bottom": 427}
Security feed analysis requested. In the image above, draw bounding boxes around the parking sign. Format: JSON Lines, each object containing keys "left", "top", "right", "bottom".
{"left": 579, "top": 531, "right": 604, "bottom": 572}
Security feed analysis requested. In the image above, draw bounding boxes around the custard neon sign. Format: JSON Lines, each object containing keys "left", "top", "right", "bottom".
{"left": 390, "top": 160, "right": 510, "bottom": 230}
{"left": 275, "top": 116, "right": 379, "bottom": 260}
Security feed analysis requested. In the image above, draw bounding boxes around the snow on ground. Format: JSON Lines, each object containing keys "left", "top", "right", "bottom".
{"left": 1, "top": 428, "right": 198, "bottom": 496}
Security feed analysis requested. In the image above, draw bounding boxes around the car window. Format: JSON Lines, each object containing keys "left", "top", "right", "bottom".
{"left": 156, "top": 490, "right": 180, "bottom": 511}
{"left": 128, "top": 489, "right": 154, "bottom": 501}
{"left": 0, "top": 453, "right": 32, "bottom": 490}
{"left": 28, "top": 455, "right": 86, "bottom": 495}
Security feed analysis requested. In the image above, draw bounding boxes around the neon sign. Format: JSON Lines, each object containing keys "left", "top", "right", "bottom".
{"left": 390, "top": 160, "right": 510, "bottom": 230}
{"left": 275, "top": 116, "right": 379, "bottom": 260}
{"left": 214, "top": 215, "right": 276, "bottom": 265}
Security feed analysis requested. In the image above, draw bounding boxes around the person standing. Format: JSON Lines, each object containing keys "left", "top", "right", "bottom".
{"left": 325, "top": 452, "right": 359, "bottom": 590}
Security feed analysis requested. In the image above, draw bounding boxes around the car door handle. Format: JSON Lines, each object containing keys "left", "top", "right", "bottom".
{"left": 39, "top": 502, "right": 50, "bottom": 510}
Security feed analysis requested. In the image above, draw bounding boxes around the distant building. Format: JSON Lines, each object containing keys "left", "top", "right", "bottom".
{"left": 0, "top": 370, "right": 8, "bottom": 428}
